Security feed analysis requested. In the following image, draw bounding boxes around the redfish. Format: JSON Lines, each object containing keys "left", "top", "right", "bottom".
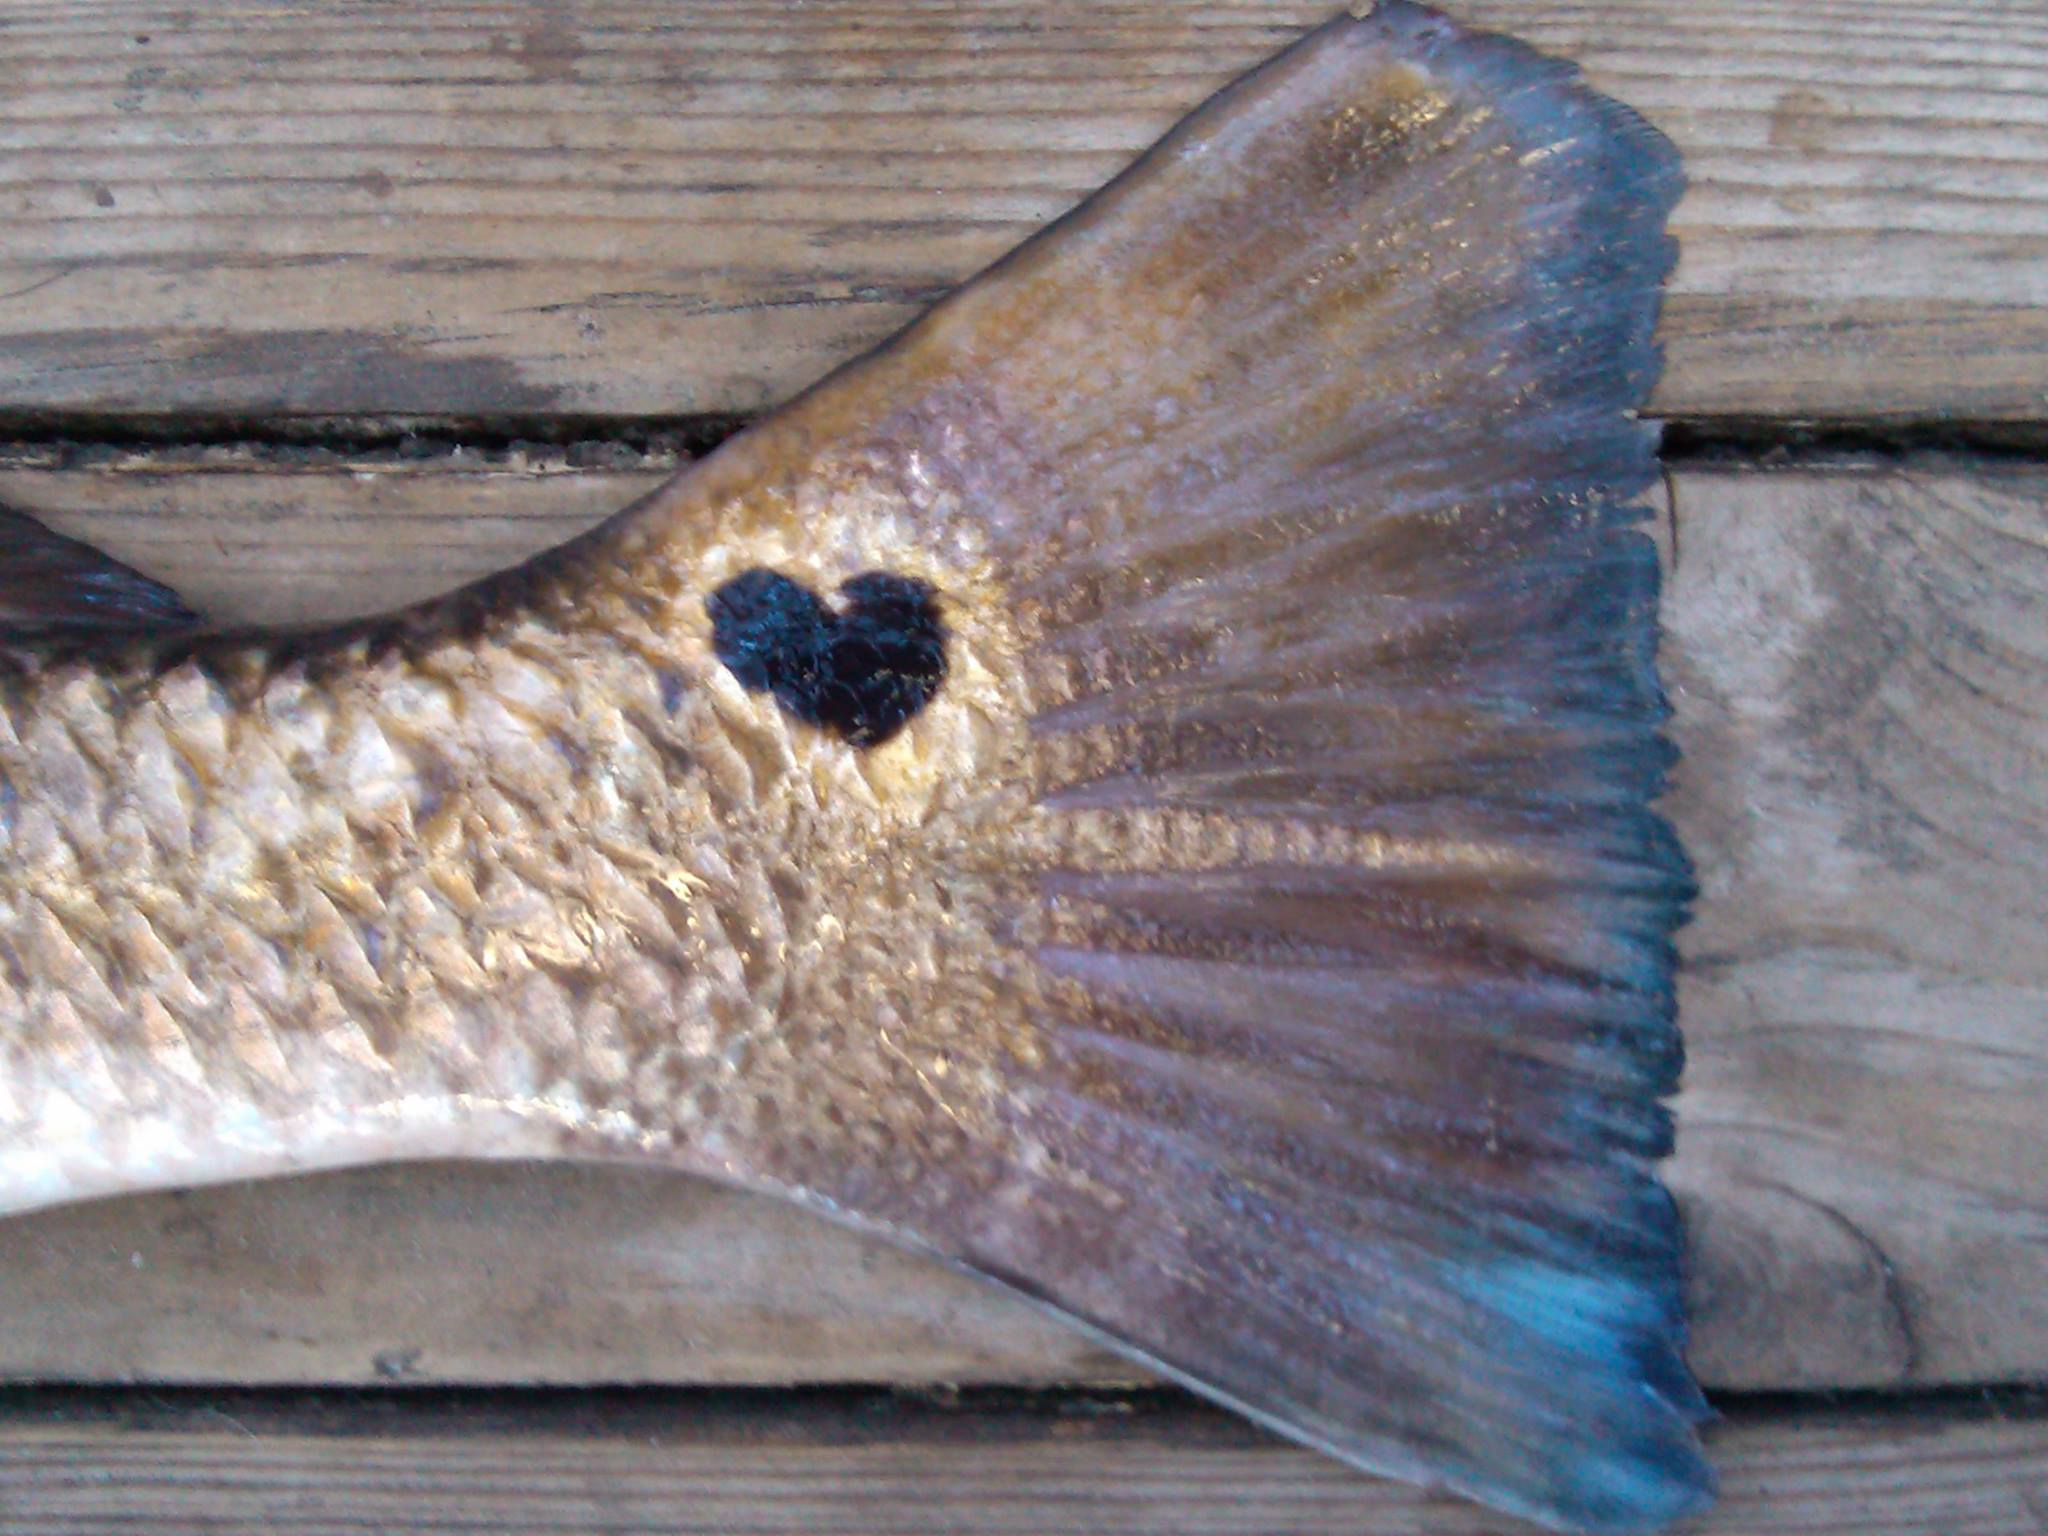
{"left": 0, "top": 5, "right": 1708, "bottom": 1530}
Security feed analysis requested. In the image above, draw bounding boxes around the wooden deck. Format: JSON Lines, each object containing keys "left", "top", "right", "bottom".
{"left": 1, "top": 2, "right": 2045, "bottom": 1531}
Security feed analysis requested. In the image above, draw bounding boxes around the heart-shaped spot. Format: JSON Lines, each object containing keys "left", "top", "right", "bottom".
{"left": 706, "top": 568, "right": 947, "bottom": 747}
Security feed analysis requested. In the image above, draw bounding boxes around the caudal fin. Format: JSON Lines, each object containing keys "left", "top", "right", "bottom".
{"left": 720, "top": 4, "right": 1706, "bottom": 1531}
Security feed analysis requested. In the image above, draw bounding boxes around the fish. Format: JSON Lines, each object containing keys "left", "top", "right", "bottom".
{"left": 0, "top": 4, "right": 1709, "bottom": 1531}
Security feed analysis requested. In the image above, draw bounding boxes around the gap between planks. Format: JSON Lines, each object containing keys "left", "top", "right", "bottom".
{"left": 0, "top": 450, "right": 2040, "bottom": 1396}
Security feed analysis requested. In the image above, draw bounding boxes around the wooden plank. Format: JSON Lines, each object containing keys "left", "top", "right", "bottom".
{"left": 0, "top": 454, "right": 2040, "bottom": 1394}
{"left": 0, "top": 1387, "right": 2043, "bottom": 1535}
{"left": 1664, "top": 461, "right": 2048, "bottom": 1390}
{"left": 0, "top": 1163, "right": 1131, "bottom": 1388}
{"left": 0, "top": 1, "right": 2044, "bottom": 428}
{"left": 0, "top": 447, "right": 674, "bottom": 627}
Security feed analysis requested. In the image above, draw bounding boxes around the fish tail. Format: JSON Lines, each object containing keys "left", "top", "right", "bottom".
{"left": 0, "top": 2, "right": 1711, "bottom": 1526}
{"left": 755, "top": 5, "right": 1709, "bottom": 1530}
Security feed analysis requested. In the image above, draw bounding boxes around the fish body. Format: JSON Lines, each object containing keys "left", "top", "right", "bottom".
{"left": 0, "top": 421, "right": 1046, "bottom": 1214}
{"left": 0, "top": 6, "right": 1708, "bottom": 1531}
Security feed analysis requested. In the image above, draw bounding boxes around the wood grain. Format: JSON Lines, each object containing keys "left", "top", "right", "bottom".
{"left": 1665, "top": 462, "right": 2048, "bottom": 1391}
{"left": 0, "top": 454, "right": 2039, "bottom": 1394}
{"left": 0, "top": 1388, "right": 2043, "bottom": 1536}
{"left": 0, "top": 1162, "right": 1130, "bottom": 1388}
{"left": 1, "top": 1, "right": 2044, "bottom": 428}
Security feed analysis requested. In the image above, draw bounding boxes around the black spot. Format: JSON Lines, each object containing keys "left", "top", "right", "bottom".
{"left": 707, "top": 568, "right": 946, "bottom": 747}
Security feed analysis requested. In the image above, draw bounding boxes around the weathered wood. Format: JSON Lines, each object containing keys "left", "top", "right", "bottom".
{"left": 0, "top": 448, "right": 672, "bottom": 627}
{"left": 0, "top": 1387, "right": 2043, "bottom": 1535}
{"left": 1, "top": 2, "right": 2045, "bottom": 428}
{"left": 0, "top": 1163, "right": 1130, "bottom": 1388}
{"left": 0, "top": 455, "right": 2039, "bottom": 1394}
{"left": 1665, "top": 462, "right": 2048, "bottom": 1391}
